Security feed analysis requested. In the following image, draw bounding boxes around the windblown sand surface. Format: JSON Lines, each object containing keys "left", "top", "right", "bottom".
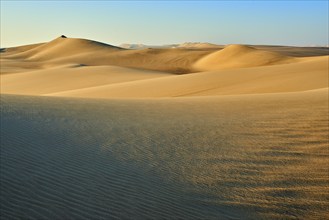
{"left": 1, "top": 37, "right": 328, "bottom": 219}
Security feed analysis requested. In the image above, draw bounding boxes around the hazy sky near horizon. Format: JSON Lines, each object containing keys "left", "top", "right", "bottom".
{"left": 1, "top": 1, "right": 328, "bottom": 47}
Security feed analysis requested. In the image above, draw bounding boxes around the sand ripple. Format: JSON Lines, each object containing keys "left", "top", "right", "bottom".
{"left": 1, "top": 91, "right": 328, "bottom": 219}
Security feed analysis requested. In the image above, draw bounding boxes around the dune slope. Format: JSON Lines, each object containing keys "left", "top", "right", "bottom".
{"left": 2, "top": 38, "right": 327, "bottom": 98}
{"left": 45, "top": 55, "right": 328, "bottom": 98}
{"left": 0, "top": 65, "right": 171, "bottom": 95}
{"left": 193, "top": 44, "right": 297, "bottom": 71}
{"left": 0, "top": 37, "right": 328, "bottom": 219}
{"left": 1, "top": 37, "right": 211, "bottom": 74}
{"left": 3, "top": 36, "right": 121, "bottom": 61}
{"left": 2, "top": 38, "right": 328, "bottom": 75}
{"left": 1, "top": 89, "right": 328, "bottom": 219}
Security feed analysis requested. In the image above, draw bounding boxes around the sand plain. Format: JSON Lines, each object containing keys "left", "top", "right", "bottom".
{"left": 0, "top": 36, "right": 328, "bottom": 219}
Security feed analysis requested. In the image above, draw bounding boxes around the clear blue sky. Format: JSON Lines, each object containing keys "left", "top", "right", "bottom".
{"left": 1, "top": 0, "right": 328, "bottom": 47}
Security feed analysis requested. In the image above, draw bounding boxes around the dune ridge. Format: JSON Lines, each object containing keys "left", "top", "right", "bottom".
{"left": 193, "top": 44, "right": 297, "bottom": 71}
{"left": 1, "top": 37, "right": 328, "bottom": 98}
{"left": 1, "top": 37, "right": 212, "bottom": 74}
{"left": 4, "top": 37, "right": 122, "bottom": 61}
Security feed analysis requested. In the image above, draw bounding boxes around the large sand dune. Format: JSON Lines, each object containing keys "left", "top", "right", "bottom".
{"left": 1, "top": 89, "right": 328, "bottom": 219}
{"left": 1, "top": 37, "right": 328, "bottom": 97}
{"left": 193, "top": 44, "right": 296, "bottom": 71}
{"left": 44, "top": 55, "right": 328, "bottom": 98}
{"left": 1, "top": 37, "right": 211, "bottom": 74}
{"left": 4, "top": 36, "right": 121, "bottom": 60}
{"left": 1, "top": 65, "right": 171, "bottom": 95}
{"left": 0, "top": 36, "right": 328, "bottom": 219}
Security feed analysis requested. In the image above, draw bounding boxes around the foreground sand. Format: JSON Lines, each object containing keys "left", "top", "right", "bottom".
{"left": 0, "top": 37, "right": 328, "bottom": 219}
{"left": 1, "top": 89, "right": 328, "bottom": 219}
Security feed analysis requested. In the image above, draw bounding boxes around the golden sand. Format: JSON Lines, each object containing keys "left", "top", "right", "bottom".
{"left": 1, "top": 37, "right": 328, "bottom": 219}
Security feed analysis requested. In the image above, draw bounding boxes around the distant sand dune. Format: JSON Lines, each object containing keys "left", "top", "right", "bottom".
{"left": 1, "top": 37, "right": 328, "bottom": 75}
{"left": 1, "top": 37, "right": 328, "bottom": 98}
{"left": 4, "top": 37, "right": 121, "bottom": 61}
{"left": 176, "top": 42, "right": 223, "bottom": 49}
{"left": 1, "top": 37, "right": 211, "bottom": 74}
{"left": 42, "top": 55, "right": 328, "bottom": 98}
{"left": 193, "top": 44, "right": 297, "bottom": 71}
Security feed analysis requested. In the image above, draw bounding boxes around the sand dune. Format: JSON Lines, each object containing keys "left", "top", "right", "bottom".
{"left": 1, "top": 37, "right": 211, "bottom": 74}
{"left": 1, "top": 37, "right": 328, "bottom": 98}
{"left": 251, "top": 45, "right": 329, "bottom": 57}
{"left": 1, "top": 88, "right": 328, "bottom": 219}
{"left": 42, "top": 55, "right": 327, "bottom": 98}
{"left": 2, "top": 37, "right": 328, "bottom": 75}
{"left": 193, "top": 44, "right": 297, "bottom": 71}
{"left": 0, "top": 42, "right": 44, "bottom": 54}
{"left": 118, "top": 42, "right": 222, "bottom": 49}
{"left": 176, "top": 42, "right": 222, "bottom": 49}
{"left": 4, "top": 36, "right": 121, "bottom": 61}
{"left": 0, "top": 37, "right": 328, "bottom": 219}
{"left": 119, "top": 43, "right": 149, "bottom": 49}
{"left": 119, "top": 43, "right": 179, "bottom": 49}
{"left": 0, "top": 58, "right": 45, "bottom": 74}
{"left": 0, "top": 65, "right": 171, "bottom": 95}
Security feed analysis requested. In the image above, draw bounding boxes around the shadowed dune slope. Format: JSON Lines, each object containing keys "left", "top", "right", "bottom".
{"left": 1, "top": 89, "right": 328, "bottom": 219}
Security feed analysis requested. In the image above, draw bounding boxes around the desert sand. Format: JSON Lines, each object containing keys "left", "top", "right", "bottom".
{"left": 0, "top": 36, "right": 328, "bottom": 219}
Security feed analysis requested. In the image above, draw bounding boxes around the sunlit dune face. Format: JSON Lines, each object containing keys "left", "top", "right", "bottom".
{"left": 1, "top": 37, "right": 328, "bottom": 98}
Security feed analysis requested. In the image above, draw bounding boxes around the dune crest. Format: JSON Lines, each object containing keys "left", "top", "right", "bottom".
{"left": 5, "top": 36, "right": 122, "bottom": 61}
{"left": 194, "top": 44, "right": 296, "bottom": 71}
{"left": 1, "top": 37, "right": 212, "bottom": 74}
